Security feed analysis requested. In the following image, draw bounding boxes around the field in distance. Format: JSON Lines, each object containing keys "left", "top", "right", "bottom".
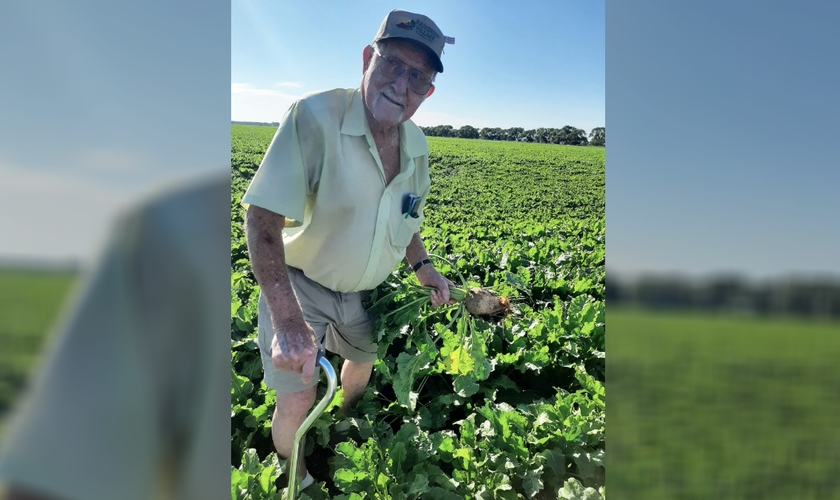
{"left": 609, "top": 307, "right": 840, "bottom": 499}
{"left": 0, "top": 266, "right": 77, "bottom": 435}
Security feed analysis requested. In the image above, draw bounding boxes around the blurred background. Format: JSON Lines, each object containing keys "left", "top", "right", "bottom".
{"left": 0, "top": 0, "right": 229, "bottom": 423}
{"left": 608, "top": 1, "right": 840, "bottom": 498}
{"left": 0, "top": 0, "right": 230, "bottom": 497}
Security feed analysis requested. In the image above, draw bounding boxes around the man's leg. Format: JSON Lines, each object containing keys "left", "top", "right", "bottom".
{"left": 339, "top": 360, "right": 374, "bottom": 414}
{"left": 271, "top": 385, "right": 317, "bottom": 478}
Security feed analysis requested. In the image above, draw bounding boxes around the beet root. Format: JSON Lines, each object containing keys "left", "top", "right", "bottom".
{"left": 464, "top": 288, "right": 510, "bottom": 321}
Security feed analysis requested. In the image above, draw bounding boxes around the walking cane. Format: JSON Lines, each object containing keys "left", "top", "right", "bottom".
{"left": 287, "top": 350, "right": 337, "bottom": 499}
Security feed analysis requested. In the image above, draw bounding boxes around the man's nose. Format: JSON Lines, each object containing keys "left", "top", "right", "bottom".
{"left": 391, "top": 69, "right": 410, "bottom": 94}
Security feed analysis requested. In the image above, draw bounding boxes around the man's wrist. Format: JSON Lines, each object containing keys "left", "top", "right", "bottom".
{"left": 271, "top": 306, "right": 307, "bottom": 331}
{"left": 412, "top": 258, "right": 432, "bottom": 273}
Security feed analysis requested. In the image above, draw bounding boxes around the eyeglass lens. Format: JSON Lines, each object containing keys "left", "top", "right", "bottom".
{"left": 377, "top": 54, "right": 432, "bottom": 95}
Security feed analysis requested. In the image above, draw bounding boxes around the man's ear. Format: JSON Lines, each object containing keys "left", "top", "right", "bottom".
{"left": 425, "top": 84, "right": 435, "bottom": 98}
{"left": 362, "top": 45, "right": 374, "bottom": 73}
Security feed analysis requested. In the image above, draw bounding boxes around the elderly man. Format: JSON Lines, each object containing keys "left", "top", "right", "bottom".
{"left": 241, "top": 9, "right": 454, "bottom": 488}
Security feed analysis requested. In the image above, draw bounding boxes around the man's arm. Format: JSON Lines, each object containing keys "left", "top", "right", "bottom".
{"left": 244, "top": 205, "right": 318, "bottom": 383}
{"left": 405, "top": 233, "right": 453, "bottom": 307}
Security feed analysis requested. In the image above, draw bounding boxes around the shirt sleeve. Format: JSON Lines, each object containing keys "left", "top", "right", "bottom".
{"left": 0, "top": 210, "right": 159, "bottom": 500}
{"left": 0, "top": 178, "right": 231, "bottom": 500}
{"left": 241, "top": 99, "right": 323, "bottom": 227}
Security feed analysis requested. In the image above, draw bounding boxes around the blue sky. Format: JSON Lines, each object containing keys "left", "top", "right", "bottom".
{"left": 232, "top": 0, "right": 606, "bottom": 132}
{"left": 0, "top": 1, "right": 230, "bottom": 262}
{"left": 607, "top": 1, "right": 840, "bottom": 280}
{"left": 2, "top": 0, "right": 837, "bottom": 281}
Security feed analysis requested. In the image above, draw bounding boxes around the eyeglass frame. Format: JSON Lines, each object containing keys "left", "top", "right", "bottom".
{"left": 371, "top": 45, "right": 436, "bottom": 95}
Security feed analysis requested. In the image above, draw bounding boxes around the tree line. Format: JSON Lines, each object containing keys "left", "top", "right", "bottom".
{"left": 419, "top": 125, "right": 605, "bottom": 146}
{"left": 608, "top": 273, "right": 840, "bottom": 319}
{"left": 230, "top": 121, "right": 606, "bottom": 147}
{"left": 231, "top": 120, "right": 280, "bottom": 127}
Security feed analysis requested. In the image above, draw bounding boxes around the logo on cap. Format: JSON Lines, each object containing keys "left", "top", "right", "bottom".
{"left": 395, "top": 18, "right": 440, "bottom": 43}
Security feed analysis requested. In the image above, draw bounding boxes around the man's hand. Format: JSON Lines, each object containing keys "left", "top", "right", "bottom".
{"left": 416, "top": 265, "right": 456, "bottom": 307}
{"left": 405, "top": 233, "right": 454, "bottom": 307}
{"left": 270, "top": 319, "right": 319, "bottom": 384}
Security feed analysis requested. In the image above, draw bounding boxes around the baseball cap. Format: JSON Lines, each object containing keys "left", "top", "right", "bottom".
{"left": 372, "top": 9, "right": 453, "bottom": 73}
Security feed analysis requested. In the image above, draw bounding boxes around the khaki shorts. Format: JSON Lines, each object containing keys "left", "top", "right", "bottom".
{"left": 257, "top": 266, "right": 377, "bottom": 394}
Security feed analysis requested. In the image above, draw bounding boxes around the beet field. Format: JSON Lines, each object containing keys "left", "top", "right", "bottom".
{"left": 230, "top": 126, "right": 606, "bottom": 500}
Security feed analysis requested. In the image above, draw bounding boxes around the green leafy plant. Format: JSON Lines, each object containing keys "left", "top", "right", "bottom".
{"left": 230, "top": 130, "right": 606, "bottom": 499}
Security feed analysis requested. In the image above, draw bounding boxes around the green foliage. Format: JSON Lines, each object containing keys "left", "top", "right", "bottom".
{"left": 610, "top": 308, "right": 840, "bottom": 499}
{"left": 231, "top": 449, "right": 282, "bottom": 500}
{"left": 231, "top": 124, "right": 278, "bottom": 274}
{"left": 0, "top": 267, "right": 77, "bottom": 427}
{"left": 422, "top": 126, "right": 596, "bottom": 146}
{"left": 230, "top": 128, "right": 605, "bottom": 499}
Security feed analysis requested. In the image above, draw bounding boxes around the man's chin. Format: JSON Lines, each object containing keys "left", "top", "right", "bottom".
{"left": 370, "top": 106, "right": 405, "bottom": 127}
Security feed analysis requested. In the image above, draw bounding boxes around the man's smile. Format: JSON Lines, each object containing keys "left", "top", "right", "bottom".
{"left": 381, "top": 93, "right": 404, "bottom": 108}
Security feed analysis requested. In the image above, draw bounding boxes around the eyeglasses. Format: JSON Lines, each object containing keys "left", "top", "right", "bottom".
{"left": 372, "top": 46, "right": 434, "bottom": 95}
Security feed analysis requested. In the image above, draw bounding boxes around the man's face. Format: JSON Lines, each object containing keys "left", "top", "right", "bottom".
{"left": 361, "top": 39, "right": 436, "bottom": 129}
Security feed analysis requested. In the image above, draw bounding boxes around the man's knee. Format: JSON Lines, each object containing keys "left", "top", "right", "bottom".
{"left": 342, "top": 359, "right": 374, "bottom": 373}
{"left": 273, "top": 385, "right": 317, "bottom": 419}
{"left": 342, "top": 360, "right": 374, "bottom": 382}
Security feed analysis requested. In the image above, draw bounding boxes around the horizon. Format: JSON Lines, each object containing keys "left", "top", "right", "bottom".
{"left": 231, "top": 120, "right": 605, "bottom": 134}
{"left": 4, "top": 252, "right": 837, "bottom": 286}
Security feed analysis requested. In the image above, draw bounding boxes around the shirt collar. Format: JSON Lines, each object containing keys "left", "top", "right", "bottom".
{"left": 400, "top": 118, "right": 428, "bottom": 159}
{"left": 340, "top": 89, "right": 368, "bottom": 137}
{"left": 341, "top": 88, "right": 428, "bottom": 160}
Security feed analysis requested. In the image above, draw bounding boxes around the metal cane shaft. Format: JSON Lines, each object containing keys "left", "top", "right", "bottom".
{"left": 287, "top": 353, "right": 337, "bottom": 499}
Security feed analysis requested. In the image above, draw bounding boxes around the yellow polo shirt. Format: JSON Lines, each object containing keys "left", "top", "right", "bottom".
{"left": 242, "top": 88, "right": 431, "bottom": 293}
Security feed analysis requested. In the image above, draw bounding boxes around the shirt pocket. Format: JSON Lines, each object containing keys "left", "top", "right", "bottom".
{"left": 389, "top": 213, "right": 423, "bottom": 249}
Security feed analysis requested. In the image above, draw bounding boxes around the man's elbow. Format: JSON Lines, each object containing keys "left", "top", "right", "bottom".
{"left": 244, "top": 206, "right": 285, "bottom": 248}
{"left": 245, "top": 205, "right": 284, "bottom": 227}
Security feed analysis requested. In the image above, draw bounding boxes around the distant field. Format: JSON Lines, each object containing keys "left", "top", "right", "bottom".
{"left": 609, "top": 307, "right": 840, "bottom": 499}
{"left": 0, "top": 267, "right": 77, "bottom": 430}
